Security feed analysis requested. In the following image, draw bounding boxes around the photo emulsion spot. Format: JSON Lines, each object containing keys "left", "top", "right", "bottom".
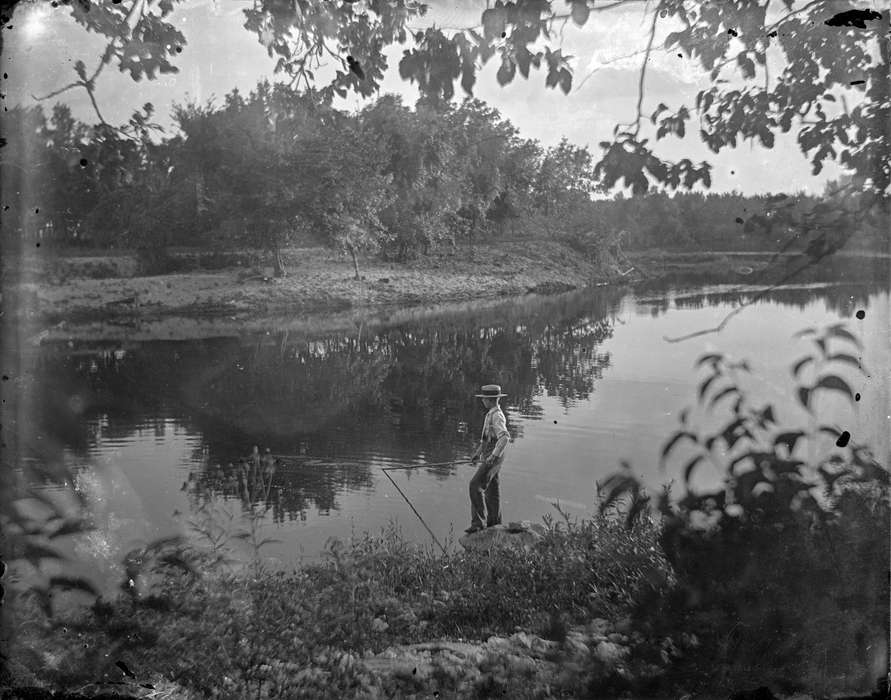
{"left": 1, "top": 1, "right": 889, "bottom": 697}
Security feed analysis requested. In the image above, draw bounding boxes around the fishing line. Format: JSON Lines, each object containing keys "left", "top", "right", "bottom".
{"left": 381, "top": 467, "right": 448, "bottom": 555}
{"left": 239, "top": 453, "right": 472, "bottom": 554}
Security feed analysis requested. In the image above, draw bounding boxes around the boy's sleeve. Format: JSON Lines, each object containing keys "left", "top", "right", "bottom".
{"left": 492, "top": 411, "right": 509, "bottom": 439}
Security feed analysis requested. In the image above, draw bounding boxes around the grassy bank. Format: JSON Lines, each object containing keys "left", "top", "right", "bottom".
{"left": 7, "top": 513, "right": 673, "bottom": 699}
{"left": 7, "top": 484, "right": 887, "bottom": 700}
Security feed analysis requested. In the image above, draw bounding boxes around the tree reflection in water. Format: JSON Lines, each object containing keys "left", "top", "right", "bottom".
{"left": 21, "top": 277, "right": 887, "bottom": 525}
{"left": 185, "top": 450, "right": 374, "bottom": 525}
{"left": 24, "top": 287, "right": 624, "bottom": 522}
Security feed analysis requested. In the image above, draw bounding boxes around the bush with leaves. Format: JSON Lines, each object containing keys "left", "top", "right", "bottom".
{"left": 600, "top": 323, "right": 889, "bottom": 695}
{"left": 6, "top": 503, "right": 673, "bottom": 697}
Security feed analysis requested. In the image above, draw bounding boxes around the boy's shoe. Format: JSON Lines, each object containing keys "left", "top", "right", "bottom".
{"left": 464, "top": 526, "right": 483, "bottom": 534}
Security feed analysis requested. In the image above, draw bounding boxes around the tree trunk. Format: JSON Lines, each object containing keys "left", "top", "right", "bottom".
{"left": 348, "top": 244, "right": 360, "bottom": 280}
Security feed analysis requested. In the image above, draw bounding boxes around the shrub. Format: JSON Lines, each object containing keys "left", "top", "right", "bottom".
{"left": 7, "top": 507, "right": 671, "bottom": 697}
{"left": 601, "top": 322, "right": 890, "bottom": 696}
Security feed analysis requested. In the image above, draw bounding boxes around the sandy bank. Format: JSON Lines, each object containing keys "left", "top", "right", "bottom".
{"left": 10, "top": 240, "right": 628, "bottom": 343}
{"left": 8, "top": 242, "right": 874, "bottom": 345}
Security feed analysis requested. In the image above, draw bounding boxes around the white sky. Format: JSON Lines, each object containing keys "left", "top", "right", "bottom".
{"left": 1, "top": 0, "right": 866, "bottom": 195}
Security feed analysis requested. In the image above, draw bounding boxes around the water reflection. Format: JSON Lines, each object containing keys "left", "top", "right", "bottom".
{"left": 24, "top": 287, "right": 624, "bottom": 516}
{"left": 186, "top": 453, "right": 375, "bottom": 524}
{"left": 18, "top": 274, "right": 890, "bottom": 564}
{"left": 662, "top": 283, "right": 879, "bottom": 316}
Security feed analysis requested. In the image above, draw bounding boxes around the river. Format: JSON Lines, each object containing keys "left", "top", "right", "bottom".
{"left": 15, "top": 274, "right": 890, "bottom": 591}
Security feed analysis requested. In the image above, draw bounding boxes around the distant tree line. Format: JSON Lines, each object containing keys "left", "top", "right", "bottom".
{"left": 2, "top": 82, "right": 882, "bottom": 275}
{"left": 590, "top": 181, "right": 885, "bottom": 252}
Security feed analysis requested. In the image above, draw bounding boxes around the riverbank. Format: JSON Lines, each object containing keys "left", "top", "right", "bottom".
{"left": 7, "top": 496, "right": 885, "bottom": 700}
{"left": 5, "top": 241, "right": 822, "bottom": 344}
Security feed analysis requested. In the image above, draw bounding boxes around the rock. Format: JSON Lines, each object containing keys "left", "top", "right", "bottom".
{"left": 510, "top": 632, "right": 534, "bottom": 650}
{"left": 594, "top": 640, "right": 628, "bottom": 666}
{"left": 587, "top": 618, "right": 612, "bottom": 636}
{"left": 371, "top": 617, "right": 389, "bottom": 633}
{"left": 506, "top": 520, "right": 547, "bottom": 536}
{"left": 564, "top": 632, "right": 590, "bottom": 657}
{"left": 614, "top": 616, "right": 633, "bottom": 634}
{"left": 397, "top": 609, "right": 418, "bottom": 625}
{"left": 458, "top": 523, "right": 544, "bottom": 551}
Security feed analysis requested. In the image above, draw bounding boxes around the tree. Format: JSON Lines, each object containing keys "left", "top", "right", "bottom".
{"left": 448, "top": 99, "right": 517, "bottom": 248}
{"left": 361, "top": 95, "right": 463, "bottom": 260}
{"left": 533, "top": 138, "right": 595, "bottom": 217}
{"left": 22, "top": 1, "right": 887, "bottom": 209}
{"left": 298, "top": 119, "right": 393, "bottom": 279}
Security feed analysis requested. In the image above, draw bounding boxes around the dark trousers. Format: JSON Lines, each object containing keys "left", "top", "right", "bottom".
{"left": 469, "top": 456, "right": 503, "bottom": 529}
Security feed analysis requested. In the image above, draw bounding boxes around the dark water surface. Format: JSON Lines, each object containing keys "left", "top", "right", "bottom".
{"left": 20, "top": 276, "right": 890, "bottom": 590}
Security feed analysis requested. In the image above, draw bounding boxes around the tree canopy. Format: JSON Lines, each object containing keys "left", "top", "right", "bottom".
{"left": 13, "top": 0, "right": 888, "bottom": 200}
{"left": 3, "top": 83, "right": 881, "bottom": 270}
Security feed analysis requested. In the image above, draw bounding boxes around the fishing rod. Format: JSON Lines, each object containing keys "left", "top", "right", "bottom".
{"left": 381, "top": 460, "right": 475, "bottom": 472}
{"left": 269, "top": 455, "right": 475, "bottom": 471}
{"left": 380, "top": 460, "right": 476, "bottom": 556}
{"left": 239, "top": 452, "right": 472, "bottom": 554}
{"left": 381, "top": 468, "right": 448, "bottom": 555}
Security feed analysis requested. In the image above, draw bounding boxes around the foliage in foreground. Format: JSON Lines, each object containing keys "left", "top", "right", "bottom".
{"left": 7, "top": 513, "right": 668, "bottom": 698}
{"left": 602, "top": 322, "right": 890, "bottom": 696}
{"left": 5, "top": 323, "right": 887, "bottom": 699}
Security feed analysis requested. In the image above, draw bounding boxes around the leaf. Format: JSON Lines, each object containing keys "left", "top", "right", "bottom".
{"left": 826, "top": 324, "right": 863, "bottom": 349}
{"left": 791, "top": 355, "right": 814, "bottom": 377}
{"left": 826, "top": 353, "right": 862, "bottom": 371}
{"left": 815, "top": 375, "right": 855, "bottom": 402}
{"left": 19, "top": 541, "right": 65, "bottom": 565}
{"left": 598, "top": 471, "right": 641, "bottom": 514}
{"left": 625, "top": 492, "right": 650, "bottom": 529}
{"left": 721, "top": 418, "right": 749, "bottom": 449}
{"left": 496, "top": 58, "right": 516, "bottom": 86}
{"left": 771, "top": 458, "right": 806, "bottom": 476}
{"left": 650, "top": 103, "right": 669, "bottom": 124}
{"left": 49, "top": 576, "right": 99, "bottom": 597}
{"left": 48, "top": 519, "right": 94, "bottom": 539}
{"left": 570, "top": 0, "right": 590, "bottom": 26}
{"left": 664, "top": 31, "right": 682, "bottom": 48}
{"left": 481, "top": 7, "right": 507, "bottom": 40}
{"left": 818, "top": 425, "right": 841, "bottom": 438}
{"left": 558, "top": 68, "right": 572, "bottom": 95}
{"left": 698, "top": 372, "right": 719, "bottom": 402}
{"left": 737, "top": 53, "right": 755, "bottom": 79}
{"left": 460, "top": 64, "right": 476, "bottom": 95}
{"left": 660, "top": 431, "right": 697, "bottom": 463}
{"left": 797, "top": 386, "right": 812, "bottom": 410}
{"left": 709, "top": 385, "right": 739, "bottom": 408}
{"left": 730, "top": 451, "right": 759, "bottom": 474}
{"left": 695, "top": 352, "right": 723, "bottom": 367}
{"left": 682, "top": 454, "right": 705, "bottom": 484}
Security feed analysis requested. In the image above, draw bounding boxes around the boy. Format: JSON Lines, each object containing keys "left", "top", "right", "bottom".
{"left": 466, "top": 384, "right": 510, "bottom": 534}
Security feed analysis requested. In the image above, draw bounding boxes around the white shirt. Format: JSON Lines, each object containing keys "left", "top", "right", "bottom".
{"left": 481, "top": 406, "right": 509, "bottom": 443}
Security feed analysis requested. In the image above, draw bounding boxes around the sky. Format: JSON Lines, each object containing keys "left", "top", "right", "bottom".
{"left": 0, "top": 0, "right": 865, "bottom": 195}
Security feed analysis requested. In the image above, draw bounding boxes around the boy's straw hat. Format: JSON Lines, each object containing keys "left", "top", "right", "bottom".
{"left": 475, "top": 384, "right": 507, "bottom": 398}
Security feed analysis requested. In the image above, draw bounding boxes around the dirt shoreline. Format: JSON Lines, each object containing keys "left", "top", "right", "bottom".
{"left": 6, "top": 242, "right": 867, "bottom": 344}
